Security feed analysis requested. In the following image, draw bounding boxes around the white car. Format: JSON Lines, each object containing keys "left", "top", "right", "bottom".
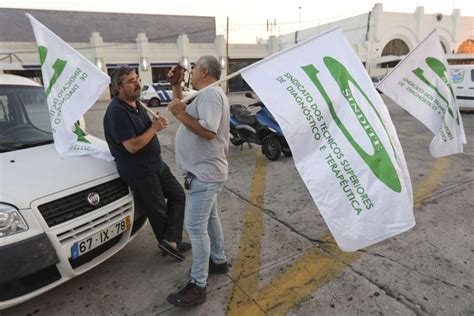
{"left": 0, "top": 74, "right": 146, "bottom": 309}
{"left": 140, "top": 81, "right": 173, "bottom": 107}
{"left": 140, "top": 82, "right": 196, "bottom": 107}
{"left": 371, "top": 75, "right": 384, "bottom": 87}
{"left": 450, "top": 65, "right": 474, "bottom": 111}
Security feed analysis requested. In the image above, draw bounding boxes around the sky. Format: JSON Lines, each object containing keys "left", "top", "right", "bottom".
{"left": 2, "top": 0, "right": 473, "bottom": 43}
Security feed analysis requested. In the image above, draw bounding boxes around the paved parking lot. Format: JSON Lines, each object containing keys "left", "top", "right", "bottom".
{"left": 4, "top": 93, "right": 473, "bottom": 315}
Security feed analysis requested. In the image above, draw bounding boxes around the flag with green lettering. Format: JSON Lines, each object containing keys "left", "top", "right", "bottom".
{"left": 27, "top": 14, "right": 113, "bottom": 161}
{"left": 241, "top": 28, "right": 414, "bottom": 252}
{"left": 377, "top": 30, "right": 466, "bottom": 157}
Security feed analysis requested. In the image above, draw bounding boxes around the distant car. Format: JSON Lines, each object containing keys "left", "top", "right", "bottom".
{"left": 140, "top": 82, "right": 197, "bottom": 107}
{"left": 371, "top": 75, "right": 384, "bottom": 87}
{"left": 449, "top": 65, "right": 474, "bottom": 112}
{"left": 371, "top": 76, "right": 384, "bottom": 94}
{"left": 140, "top": 82, "right": 173, "bottom": 107}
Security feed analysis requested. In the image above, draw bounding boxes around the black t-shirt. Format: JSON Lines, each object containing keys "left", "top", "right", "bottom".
{"left": 103, "top": 97, "right": 163, "bottom": 181}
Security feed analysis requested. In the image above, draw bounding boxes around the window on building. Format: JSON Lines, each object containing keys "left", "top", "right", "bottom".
{"left": 380, "top": 39, "right": 410, "bottom": 68}
{"left": 381, "top": 39, "right": 409, "bottom": 57}
{"left": 457, "top": 39, "right": 474, "bottom": 54}
{"left": 228, "top": 59, "right": 261, "bottom": 92}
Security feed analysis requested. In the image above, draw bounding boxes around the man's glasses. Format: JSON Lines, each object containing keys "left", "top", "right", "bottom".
{"left": 121, "top": 78, "right": 141, "bottom": 85}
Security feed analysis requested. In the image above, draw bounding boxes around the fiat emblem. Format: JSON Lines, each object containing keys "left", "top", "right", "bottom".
{"left": 87, "top": 192, "right": 100, "bottom": 206}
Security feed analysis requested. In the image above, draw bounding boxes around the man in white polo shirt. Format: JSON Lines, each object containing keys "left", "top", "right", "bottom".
{"left": 166, "top": 55, "right": 230, "bottom": 307}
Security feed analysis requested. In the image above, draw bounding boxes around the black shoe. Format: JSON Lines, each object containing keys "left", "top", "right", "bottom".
{"left": 162, "top": 241, "right": 191, "bottom": 256}
{"left": 167, "top": 282, "right": 206, "bottom": 307}
{"left": 159, "top": 240, "right": 185, "bottom": 261}
{"left": 177, "top": 241, "right": 192, "bottom": 253}
{"left": 209, "top": 259, "right": 228, "bottom": 274}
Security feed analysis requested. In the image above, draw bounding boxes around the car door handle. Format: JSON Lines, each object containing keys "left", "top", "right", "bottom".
{"left": 457, "top": 87, "right": 463, "bottom": 89}
{"left": 468, "top": 87, "right": 474, "bottom": 89}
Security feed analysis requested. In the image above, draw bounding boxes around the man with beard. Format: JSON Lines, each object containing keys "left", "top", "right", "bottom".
{"left": 103, "top": 67, "right": 189, "bottom": 260}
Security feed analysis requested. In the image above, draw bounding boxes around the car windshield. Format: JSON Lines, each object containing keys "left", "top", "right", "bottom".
{"left": 152, "top": 83, "right": 171, "bottom": 91}
{"left": 0, "top": 85, "right": 53, "bottom": 153}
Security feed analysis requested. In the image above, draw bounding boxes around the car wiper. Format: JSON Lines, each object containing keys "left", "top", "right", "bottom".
{"left": 14, "top": 139, "right": 54, "bottom": 149}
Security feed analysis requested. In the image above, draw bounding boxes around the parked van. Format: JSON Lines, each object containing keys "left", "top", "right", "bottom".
{"left": 140, "top": 81, "right": 197, "bottom": 107}
{"left": 140, "top": 81, "right": 173, "bottom": 106}
{"left": 450, "top": 65, "right": 474, "bottom": 111}
{"left": 0, "top": 74, "right": 146, "bottom": 309}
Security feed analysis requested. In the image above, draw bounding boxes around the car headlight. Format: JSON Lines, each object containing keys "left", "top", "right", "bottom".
{"left": 0, "top": 203, "right": 28, "bottom": 237}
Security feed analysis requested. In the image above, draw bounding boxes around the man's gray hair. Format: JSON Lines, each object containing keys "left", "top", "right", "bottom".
{"left": 198, "top": 55, "right": 221, "bottom": 80}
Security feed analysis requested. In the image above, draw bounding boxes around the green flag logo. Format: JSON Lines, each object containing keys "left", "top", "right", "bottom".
{"left": 301, "top": 57, "right": 401, "bottom": 193}
{"left": 38, "top": 46, "right": 67, "bottom": 97}
{"left": 412, "top": 57, "right": 459, "bottom": 124}
{"left": 73, "top": 122, "right": 91, "bottom": 143}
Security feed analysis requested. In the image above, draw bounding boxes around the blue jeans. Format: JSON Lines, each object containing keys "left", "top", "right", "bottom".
{"left": 185, "top": 178, "right": 226, "bottom": 288}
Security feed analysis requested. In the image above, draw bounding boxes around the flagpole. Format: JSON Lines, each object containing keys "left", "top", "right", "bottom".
{"left": 140, "top": 69, "right": 243, "bottom": 120}
{"left": 181, "top": 70, "right": 243, "bottom": 103}
{"left": 141, "top": 102, "right": 160, "bottom": 119}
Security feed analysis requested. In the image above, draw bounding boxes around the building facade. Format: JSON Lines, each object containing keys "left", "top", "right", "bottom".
{"left": 279, "top": 3, "right": 474, "bottom": 76}
{"left": 0, "top": 8, "right": 277, "bottom": 97}
{"left": 1, "top": 5, "right": 473, "bottom": 98}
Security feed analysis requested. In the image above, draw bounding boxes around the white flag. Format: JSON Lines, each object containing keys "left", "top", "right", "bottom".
{"left": 241, "top": 28, "right": 414, "bottom": 252}
{"left": 27, "top": 14, "right": 113, "bottom": 161}
{"left": 377, "top": 30, "right": 466, "bottom": 157}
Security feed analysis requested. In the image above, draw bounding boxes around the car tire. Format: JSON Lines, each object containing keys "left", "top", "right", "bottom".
{"left": 262, "top": 135, "right": 281, "bottom": 161}
{"left": 150, "top": 98, "right": 161, "bottom": 107}
{"left": 282, "top": 146, "right": 292, "bottom": 157}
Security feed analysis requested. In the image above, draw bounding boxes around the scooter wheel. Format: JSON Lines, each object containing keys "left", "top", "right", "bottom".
{"left": 262, "top": 135, "right": 282, "bottom": 161}
{"left": 230, "top": 132, "right": 244, "bottom": 146}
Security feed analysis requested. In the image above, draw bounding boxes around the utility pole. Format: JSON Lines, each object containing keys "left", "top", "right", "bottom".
{"left": 226, "top": 16, "right": 230, "bottom": 93}
{"left": 298, "top": 6, "right": 302, "bottom": 30}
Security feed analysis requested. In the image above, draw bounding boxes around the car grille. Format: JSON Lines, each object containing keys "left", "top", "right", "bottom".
{"left": 38, "top": 178, "right": 129, "bottom": 227}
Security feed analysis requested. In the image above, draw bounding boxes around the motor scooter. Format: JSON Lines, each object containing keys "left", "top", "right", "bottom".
{"left": 230, "top": 92, "right": 291, "bottom": 161}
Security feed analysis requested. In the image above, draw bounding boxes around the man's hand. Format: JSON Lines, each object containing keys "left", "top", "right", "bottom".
{"left": 167, "top": 99, "right": 186, "bottom": 118}
{"left": 167, "top": 65, "right": 185, "bottom": 86}
{"left": 151, "top": 115, "right": 169, "bottom": 132}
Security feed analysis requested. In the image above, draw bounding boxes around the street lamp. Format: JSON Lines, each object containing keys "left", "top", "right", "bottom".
{"left": 181, "top": 57, "right": 189, "bottom": 70}
{"left": 94, "top": 57, "right": 105, "bottom": 72}
{"left": 219, "top": 56, "right": 226, "bottom": 69}
{"left": 140, "top": 57, "right": 149, "bottom": 71}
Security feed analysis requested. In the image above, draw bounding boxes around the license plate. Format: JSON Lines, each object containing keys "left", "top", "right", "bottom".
{"left": 71, "top": 216, "right": 131, "bottom": 259}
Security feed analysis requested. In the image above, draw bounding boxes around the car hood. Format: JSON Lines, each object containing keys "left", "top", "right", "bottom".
{"left": 0, "top": 144, "right": 118, "bottom": 209}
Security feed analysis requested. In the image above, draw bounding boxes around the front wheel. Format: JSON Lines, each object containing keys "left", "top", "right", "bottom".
{"left": 262, "top": 135, "right": 281, "bottom": 161}
{"left": 230, "top": 131, "right": 244, "bottom": 146}
{"left": 150, "top": 98, "right": 161, "bottom": 107}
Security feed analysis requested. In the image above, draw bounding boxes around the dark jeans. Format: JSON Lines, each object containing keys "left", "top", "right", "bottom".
{"left": 128, "top": 163, "right": 185, "bottom": 243}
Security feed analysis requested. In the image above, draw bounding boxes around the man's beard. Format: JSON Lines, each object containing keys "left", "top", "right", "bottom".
{"left": 124, "top": 90, "right": 140, "bottom": 101}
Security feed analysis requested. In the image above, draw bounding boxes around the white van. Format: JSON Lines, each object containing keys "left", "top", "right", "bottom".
{"left": 450, "top": 65, "right": 474, "bottom": 111}
{"left": 0, "top": 74, "right": 146, "bottom": 309}
{"left": 140, "top": 81, "right": 197, "bottom": 107}
{"left": 140, "top": 81, "right": 173, "bottom": 106}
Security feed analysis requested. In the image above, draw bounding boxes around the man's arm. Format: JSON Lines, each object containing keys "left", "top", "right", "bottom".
{"left": 122, "top": 116, "right": 169, "bottom": 153}
{"left": 168, "top": 99, "right": 215, "bottom": 140}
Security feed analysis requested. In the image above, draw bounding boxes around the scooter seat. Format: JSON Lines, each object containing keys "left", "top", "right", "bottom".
{"left": 231, "top": 104, "right": 258, "bottom": 126}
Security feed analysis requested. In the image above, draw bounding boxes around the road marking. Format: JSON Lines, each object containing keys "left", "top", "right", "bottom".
{"left": 413, "top": 157, "right": 450, "bottom": 208}
{"left": 226, "top": 152, "right": 450, "bottom": 315}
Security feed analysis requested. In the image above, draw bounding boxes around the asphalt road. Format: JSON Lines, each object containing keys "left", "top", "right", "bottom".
{"left": 4, "top": 93, "right": 473, "bottom": 315}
